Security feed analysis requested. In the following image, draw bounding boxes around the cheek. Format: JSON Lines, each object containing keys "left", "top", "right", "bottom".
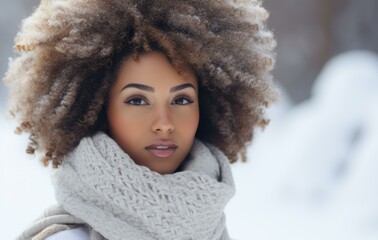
{"left": 174, "top": 107, "right": 199, "bottom": 137}
{"left": 107, "top": 105, "right": 149, "bottom": 140}
{"left": 112, "top": 111, "right": 148, "bottom": 139}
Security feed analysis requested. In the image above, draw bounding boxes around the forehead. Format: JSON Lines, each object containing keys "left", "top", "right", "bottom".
{"left": 114, "top": 51, "right": 197, "bottom": 89}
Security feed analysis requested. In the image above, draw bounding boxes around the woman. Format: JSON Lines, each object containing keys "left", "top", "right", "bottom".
{"left": 4, "top": 0, "right": 276, "bottom": 239}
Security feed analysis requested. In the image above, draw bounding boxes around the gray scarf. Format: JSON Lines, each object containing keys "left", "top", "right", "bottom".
{"left": 18, "top": 132, "right": 235, "bottom": 240}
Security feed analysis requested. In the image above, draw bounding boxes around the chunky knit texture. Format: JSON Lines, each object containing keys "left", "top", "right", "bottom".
{"left": 17, "top": 205, "right": 88, "bottom": 240}
{"left": 36, "top": 132, "right": 235, "bottom": 240}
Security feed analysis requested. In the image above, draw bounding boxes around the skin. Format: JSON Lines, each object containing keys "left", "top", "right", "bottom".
{"left": 107, "top": 51, "right": 200, "bottom": 174}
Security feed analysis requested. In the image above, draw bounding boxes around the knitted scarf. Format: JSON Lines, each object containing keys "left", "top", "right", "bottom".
{"left": 19, "top": 132, "right": 235, "bottom": 240}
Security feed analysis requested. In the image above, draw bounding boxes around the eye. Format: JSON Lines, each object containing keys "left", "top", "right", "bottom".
{"left": 124, "top": 96, "right": 149, "bottom": 105}
{"left": 172, "top": 96, "right": 194, "bottom": 105}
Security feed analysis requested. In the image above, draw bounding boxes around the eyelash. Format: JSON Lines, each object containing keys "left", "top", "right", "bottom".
{"left": 124, "top": 95, "right": 194, "bottom": 106}
{"left": 173, "top": 95, "right": 194, "bottom": 105}
{"left": 124, "top": 95, "right": 148, "bottom": 105}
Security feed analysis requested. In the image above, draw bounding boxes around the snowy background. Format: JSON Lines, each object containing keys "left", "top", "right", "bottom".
{"left": 1, "top": 1, "right": 378, "bottom": 240}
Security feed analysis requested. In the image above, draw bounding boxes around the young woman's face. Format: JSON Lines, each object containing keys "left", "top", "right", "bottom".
{"left": 107, "top": 51, "right": 199, "bottom": 174}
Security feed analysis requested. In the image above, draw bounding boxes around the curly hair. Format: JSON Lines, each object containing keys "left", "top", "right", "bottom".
{"left": 4, "top": 0, "right": 276, "bottom": 167}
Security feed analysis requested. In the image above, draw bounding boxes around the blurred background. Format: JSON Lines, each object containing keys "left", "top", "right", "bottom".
{"left": 1, "top": 0, "right": 377, "bottom": 239}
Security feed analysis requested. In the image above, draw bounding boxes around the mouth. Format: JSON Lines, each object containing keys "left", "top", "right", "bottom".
{"left": 145, "top": 142, "right": 177, "bottom": 158}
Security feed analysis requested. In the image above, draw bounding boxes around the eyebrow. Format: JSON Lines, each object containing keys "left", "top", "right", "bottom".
{"left": 120, "top": 83, "right": 196, "bottom": 93}
{"left": 121, "top": 83, "right": 154, "bottom": 92}
{"left": 170, "top": 83, "right": 195, "bottom": 93}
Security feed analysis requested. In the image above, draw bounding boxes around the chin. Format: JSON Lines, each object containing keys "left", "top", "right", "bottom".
{"left": 151, "top": 166, "right": 176, "bottom": 175}
{"left": 148, "top": 163, "right": 179, "bottom": 175}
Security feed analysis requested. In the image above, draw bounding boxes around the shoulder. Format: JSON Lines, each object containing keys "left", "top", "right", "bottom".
{"left": 45, "top": 227, "right": 89, "bottom": 240}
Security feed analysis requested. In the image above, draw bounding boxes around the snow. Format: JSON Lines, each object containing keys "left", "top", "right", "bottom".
{"left": 0, "top": 117, "right": 56, "bottom": 239}
{"left": 225, "top": 50, "right": 378, "bottom": 240}
{"left": 1, "top": 50, "right": 378, "bottom": 239}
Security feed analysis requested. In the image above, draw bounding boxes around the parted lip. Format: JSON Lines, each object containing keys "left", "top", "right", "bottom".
{"left": 145, "top": 141, "right": 177, "bottom": 149}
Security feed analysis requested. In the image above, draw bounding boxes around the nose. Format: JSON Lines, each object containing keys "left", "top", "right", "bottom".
{"left": 151, "top": 106, "right": 174, "bottom": 134}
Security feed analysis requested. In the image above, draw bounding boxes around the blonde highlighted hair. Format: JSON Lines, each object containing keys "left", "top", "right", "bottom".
{"left": 4, "top": 0, "right": 276, "bottom": 167}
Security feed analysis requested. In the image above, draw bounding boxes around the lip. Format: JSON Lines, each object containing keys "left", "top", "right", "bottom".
{"left": 145, "top": 141, "right": 177, "bottom": 158}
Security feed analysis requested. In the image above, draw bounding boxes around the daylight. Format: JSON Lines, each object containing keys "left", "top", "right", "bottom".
{"left": 1, "top": 1, "right": 377, "bottom": 240}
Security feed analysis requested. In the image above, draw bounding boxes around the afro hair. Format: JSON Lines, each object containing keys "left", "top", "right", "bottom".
{"left": 4, "top": 0, "right": 277, "bottom": 167}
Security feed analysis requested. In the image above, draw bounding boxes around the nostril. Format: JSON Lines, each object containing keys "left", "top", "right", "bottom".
{"left": 153, "top": 125, "right": 174, "bottom": 133}
{"left": 152, "top": 110, "right": 174, "bottom": 133}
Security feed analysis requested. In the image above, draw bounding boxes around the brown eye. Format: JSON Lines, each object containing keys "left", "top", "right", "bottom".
{"left": 124, "top": 96, "right": 149, "bottom": 105}
{"left": 172, "top": 97, "right": 193, "bottom": 105}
